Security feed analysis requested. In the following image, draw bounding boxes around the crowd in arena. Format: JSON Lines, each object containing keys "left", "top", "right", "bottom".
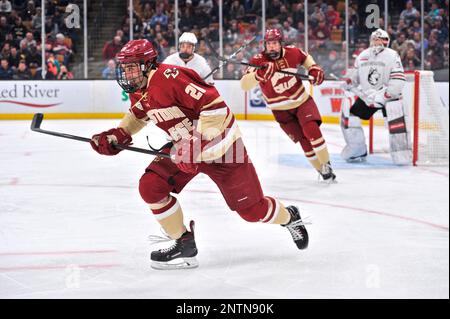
{"left": 101, "top": 0, "right": 448, "bottom": 80}
{"left": 0, "top": 0, "right": 75, "bottom": 80}
{"left": 1, "top": 0, "right": 448, "bottom": 80}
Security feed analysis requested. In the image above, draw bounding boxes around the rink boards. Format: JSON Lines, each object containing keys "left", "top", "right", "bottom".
{"left": 0, "top": 80, "right": 448, "bottom": 122}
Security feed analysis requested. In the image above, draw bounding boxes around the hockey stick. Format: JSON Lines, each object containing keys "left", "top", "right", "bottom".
{"left": 203, "top": 36, "right": 257, "bottom": 80}
{"left": 30, "top": 113, "right": 172, "bottom": 158}
{"left": 205, "top": 37, "right": 335, "bottom": 81}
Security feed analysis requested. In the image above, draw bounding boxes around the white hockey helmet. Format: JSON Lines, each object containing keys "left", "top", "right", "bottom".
{"left": 370, "top": 28, "right": 390, "bottom": 54}
{"left": 179, "top": 32, "right": 197, "bottom": 46}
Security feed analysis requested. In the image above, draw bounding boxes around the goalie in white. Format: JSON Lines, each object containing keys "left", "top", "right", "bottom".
{"left": 340, "top": 28, "right": 411, "bottom": 165}
{"left": 163, "top": 32, "right": 214, "bottom": 84}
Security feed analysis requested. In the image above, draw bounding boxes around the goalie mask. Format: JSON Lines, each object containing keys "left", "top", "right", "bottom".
{"left": 370, "top": 28, "right": 390, "bottom": 55}
{"left": 116, "top": 39, "right": 158, "bottom": 93}
{"left": 178, "top": 32, "right": 197, "bottom": 60}
{"left": 264, "top": 29, "right": 283, "bottom": 60}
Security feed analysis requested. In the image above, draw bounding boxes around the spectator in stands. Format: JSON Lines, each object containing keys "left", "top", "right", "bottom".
{"left": 13, "top": 60, "right": 30, "bottom": 79}
{"left": 310, "top": 5, "right": 324, "bottom": 28}
{"left": 45, "top": 53, "right": 59, "bottom": 79}
{"left": 102, "top": 36, "right": 122, "bottom": 61}
{"left": 21, "top": 0, "right": 36, "bottom": 21}
{"left": 102, "top": 59, "right": 116, "bottom": 80}
{"left": 52, "top": 33, "right": 72, "bottom": 66}
{"left": 150, "top": 6, "right": 168, "bottom": 29}
{"left": 25, "top": 43, "right": 41, "bottom": 66}
{"left": 223, "top": 62, "right": 241, "bottom": 80}
{"left": 31, "top": 7, "right": 42, "bottom": 33}
{"left": 403, "top": 48, "right": 421, "bottom": 70}
{"left": 292, "top": 3, "right": 305, "bottom": 27}
{"left": 1, "top": 42, "right": 10, "bottom": 58}
{"left": 433, "top": 17, "right": 448, "bottom": 44}
{"left": 179, "top": 6, "right": 194, "bottom": 32}
{"left": 57, "top": 65, "right": 73, "bottom": 80}
{"left": 165, "top": 24, "right": 176, "bottom": 47}
{"left": 0, "top": 58, "right": 13, "bottom": 79}
{"left": 8, "top": 45, "right": 21, "bottom": 68}
{"left": 142, "top": 3, "right": 154, "bottom": 21}
{"left": 326, "top": 4, "right": 341, "bottom": 28}
{"left": 229, "top": 0, "right": 245, "bottom": 21}
{"left": 282, "top": 21, "right": 298, "bottom": 44}
{"left": 28, "top": 62, "right": 42, "bottom": 79}
{"left": 0, "top": 16, "right": 11, "bottom": 43}
{"left": 0, "top": 0, "right": 12, "bottom": 13}
{"left": 396, "top": 19, "right": 408, "bottom": 35}
{"left": 116, "top": 29, "right": 128, "bottom": 44}
{"left": 311, "top": 17, "right": 330, "bottom": 44}
{"left": 426, "top": 36, "right": 444, "bottom": 69}
{"left": 19, "top": 31, "right": 36, "bottom": 50}
{"left": 278, "top": 5, "right": 290, "bottom": 23}
{"left": 391, "top": 32, "right": 408, "bottom": 58}
{"left": 400, "top": 1, "right": 419, "bottom": 26}
{"left": 12, "top": 17, "right": 27, "bottom": 42}
{"left": 267, "top": 0, "right": 282, "bottom": 19}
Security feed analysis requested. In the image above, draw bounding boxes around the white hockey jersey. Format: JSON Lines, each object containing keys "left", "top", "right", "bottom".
{"left": 163, "top": 53, "right": 214, "bottom": 84}
{"left": 350, "top": 47, "right": 406, "bottom": 105}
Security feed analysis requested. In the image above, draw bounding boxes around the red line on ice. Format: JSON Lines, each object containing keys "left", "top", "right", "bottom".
{"left": 0, "top": 249, "right": 117, "bottom": 257}
{"left": 187, "top": 189, "right": 449, "bottom": 232}
{"left": 0, "top": 263, "right": 121, "bottom": 272}
{"left": 1, "top": 181, "right": 447, "bottom": 232}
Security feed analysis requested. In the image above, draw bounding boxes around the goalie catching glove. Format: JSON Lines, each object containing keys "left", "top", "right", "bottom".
{"left": 90, "top": 127, "right": 132, "bottom": 156}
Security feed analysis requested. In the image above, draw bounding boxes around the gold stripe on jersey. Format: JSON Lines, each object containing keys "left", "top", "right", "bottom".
{"left": 119, "top": 112, "right": 148, "bottom": 135}
{"left": 198, "top": 109, "right": 233, "bottom": 141}
{"left": 198, "top": 121, "right": 242, "bottom": 162}
{"left": 263, "top": 85, "right": 305, "bottom": 103}
{"left": 266, "top": 93, "right": 310, "bottom": 111}
{"left": 302, "top": 55, "right": 316, "bottom": 70}
{"left": 146, "top": 69, "right": 157, "bottom": 86}
{"left": 201, "top": 97, "right": 225, "bottom": 110}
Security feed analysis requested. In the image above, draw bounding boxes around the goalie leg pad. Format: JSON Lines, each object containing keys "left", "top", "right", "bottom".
{"left": 385, "top": 99, "right": 412, "bottom": 165}
{"left": 340, "top": 98, "right": 368, "bottom": 161}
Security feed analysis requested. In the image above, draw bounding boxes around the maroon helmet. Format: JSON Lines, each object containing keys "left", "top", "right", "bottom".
{"left": 264, "top": 29, "right": 283, "bottom": 60}
{"left": 264, "top": 29, "right": 283, "bottom": 42}
{"left": 116, "top": 39, "right": 158, "bottom": 93}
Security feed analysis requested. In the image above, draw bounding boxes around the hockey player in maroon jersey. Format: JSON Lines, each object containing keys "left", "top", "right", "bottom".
{"left": 241, "top": 29, "right": 336, "bottom": 182}
{"left": 89, "top": 39, "right": 309, "bottom": 269}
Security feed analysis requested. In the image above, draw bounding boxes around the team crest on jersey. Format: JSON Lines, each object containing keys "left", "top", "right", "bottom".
{"left": 271, "top": 68, "right": 298, "bottom": 94}
{"left": 368, "top": 67, "right": 381, "bottom": 86}
{"left": 134, "top": 101, "right": 144, "bottom": 111}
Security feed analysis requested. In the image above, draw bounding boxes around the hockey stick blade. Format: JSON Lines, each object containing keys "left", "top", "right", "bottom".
{"left": 30, "top": 113, "right": 172, "bottom": 158}
{"left": 30, "top": 112, "right": 44, "bottom": 131}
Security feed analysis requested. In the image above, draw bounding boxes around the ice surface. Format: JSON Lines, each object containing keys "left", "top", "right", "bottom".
{"left": 0, "top": 119, "right": 448, "bottom": 298}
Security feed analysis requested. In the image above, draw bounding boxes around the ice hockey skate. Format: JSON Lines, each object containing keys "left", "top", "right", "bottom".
{"left": 150, "top": 221, "right": 199, "bottom": 270}
{"left": 318, "top": 162, "right": 337, "bottom": 183}
{"left": 283, "top": 206, "right": 309, "bottom": 250}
